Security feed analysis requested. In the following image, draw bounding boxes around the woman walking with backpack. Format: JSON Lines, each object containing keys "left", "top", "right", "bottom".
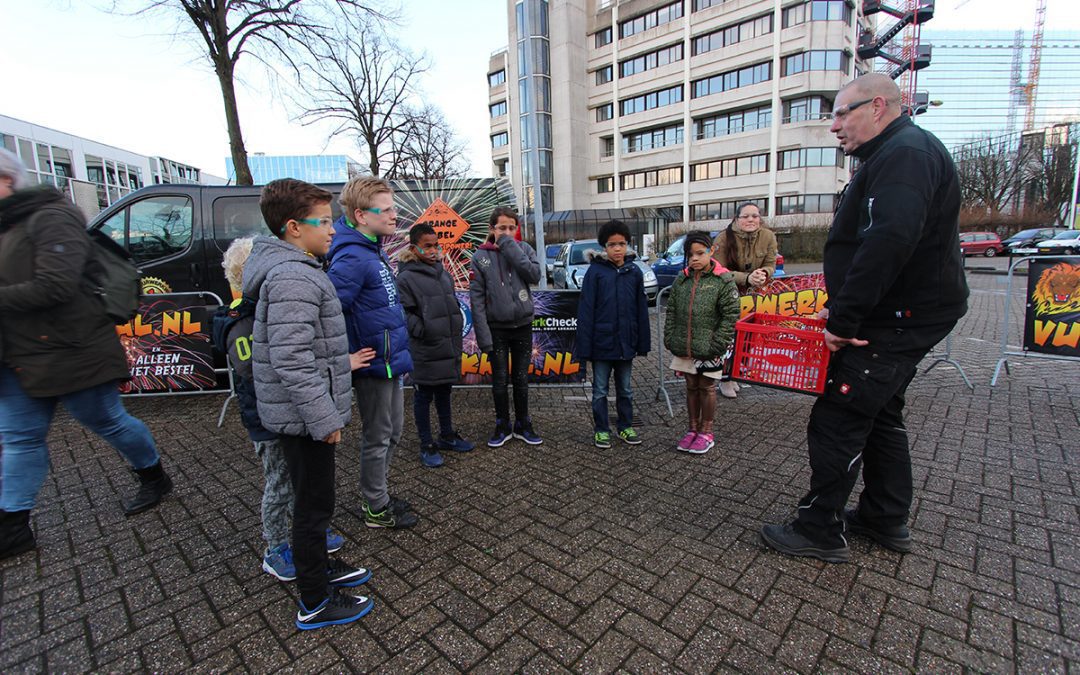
{"left": 0, "top": 149, "right": 172, "bottom": 561}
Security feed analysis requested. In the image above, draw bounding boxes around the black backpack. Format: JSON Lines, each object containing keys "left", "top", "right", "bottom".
{"left": 85, "top": 229, "right": 142, "bottom": 324}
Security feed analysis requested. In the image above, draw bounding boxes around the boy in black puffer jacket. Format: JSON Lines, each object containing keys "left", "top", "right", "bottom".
{"left": 396, "top": 223, "right": 474, "bottom": 468}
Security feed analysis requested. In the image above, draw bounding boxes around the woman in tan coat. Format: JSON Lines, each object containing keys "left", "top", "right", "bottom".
{"left": 712, "top": 202, "right": 777, "bottom": 398}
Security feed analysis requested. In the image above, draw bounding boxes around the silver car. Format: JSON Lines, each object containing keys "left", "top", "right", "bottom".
{"left": 551, "top": 240, "right": 659, "bottom": 302}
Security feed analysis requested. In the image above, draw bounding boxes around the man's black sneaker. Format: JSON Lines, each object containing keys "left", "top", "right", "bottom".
{"left": 363, "top": 502, "right": 419, "bottom": 529}
{"left": 327, "top": 559, "right": 372, "bottom": 587}
{"left": 760, "top": 522, "right": 850, "bottom": 563}
{"left": 844, "top": 508, "right": 912, "bottom": 553}
{"left": 295, "top": 589, "right": 373, "bottom": 630}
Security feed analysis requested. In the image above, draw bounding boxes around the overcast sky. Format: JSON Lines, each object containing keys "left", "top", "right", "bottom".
{"left": 1, "top": 0, "right": 1076, "bottom": 178}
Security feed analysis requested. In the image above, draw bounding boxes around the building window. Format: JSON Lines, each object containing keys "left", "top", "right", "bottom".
{"left": 490, "top": 101, "right": 508, "bottom": 117}
{"left": 620, "top": 166, "right": 683, "bottom": 190}
{"left": 601, "top": 136, "right": 614, "bottom": 158}
{"left": 620, "top": 42, "right": 683, "bottom": 78}
{"left": 782, "top": 50, "right": 851, "bottom": 76}
{"left": 620, "top": 84, "right": 683, "bottom": 116}
{"left": 691, "top": 14, "right": 772, "bottom": 56}
{"left": 595, "top": 65, "right": 613, "bottom": 85}
{"left": 695, "top": 105, "right": 772, "bottom": 139}
{"left": 619, "top": 1, "right": 683, "bottom": 39}
{"left": 595, "top": 27, "right": 612, "bottom": 47}
{"left": 782, "top": 0, "right": 853, "bottom": 28}
{"left": 691, "top": 198, "right": 769, "bottom": 221}
{"left": 692, "top": 62, "right": 771, "bottom": 98}
{"left": 596, "top": 103, "right": 614, "bottom": 122}
{"left": 779, "top": 147, "right": 844, "bottom": 169}
{"left": 623, "top": 124, "right": 683, "bottom": 154}
{"left": 783, "top": 96, "right": 833, "bottom": 122}
{"left": 690, "top": 153, "right": 769, "bottom": 181}
{"left": 597, "top": 176, "right": 615, "bottom": 193}
{"left": 777, "top": 194, "right": 838, "bottom": 214}
{"left": 495, "top": 159, "right": 509, "bottom": 177}
{"left": 692, "top": 0, "right": 725, "bottom": 10}
{"left": 488, "top": 69, "right": 506, "bottom": 87}
{"left": 491, "top": 132, "right": 509, "bottom": 148}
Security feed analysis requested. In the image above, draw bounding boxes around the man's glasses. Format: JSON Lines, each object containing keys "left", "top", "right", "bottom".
{"left": 298, "top": 217, "right": 334, "bottom": 227}
{"left": 831, "top": 97, "right": 875, "bottom": 120}
{"left": 365, "top": 206, "right": 398, "bottom": 215}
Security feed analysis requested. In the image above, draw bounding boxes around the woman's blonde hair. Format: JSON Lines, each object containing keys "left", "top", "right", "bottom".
{"left": 222, "top": 236, "right": 256, "bottom": 292}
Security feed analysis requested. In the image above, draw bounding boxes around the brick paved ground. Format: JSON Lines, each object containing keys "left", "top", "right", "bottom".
{"left": 1, "top": 268, "right": 1077, "bottom": 673}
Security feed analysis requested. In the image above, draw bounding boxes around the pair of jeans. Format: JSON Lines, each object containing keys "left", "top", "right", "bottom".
{"left": 279, "top": 433, "right": 335, "bottom": 609}
{"left": 0, "top": 367, "right": 160, "bottom": 512}
{"left": 413, "top": 383, "right": 454, "bottom": 446}
{"left": 591, "top": 360, "right": 634, "bottom": 433}
{"left": 354, "top": 376, "right": 403, "bottom": 513}
{"left": 255, "top": 438, "right": 293, "bottom": 552}
{"left": 490, "top": 325, "right": 532, "bottom": 424}
{"left": 794, "top": 322, "right": 956, "bottom": 547}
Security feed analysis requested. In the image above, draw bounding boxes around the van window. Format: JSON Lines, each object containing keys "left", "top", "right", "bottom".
{"left": 99, "top": 209, "right": 126, "bottom": 244}
{"left": 213, "top": 196, "right": 266, "bottom": 246}
{"left": 121, "top": 195, "right": 193, "bottom": 263}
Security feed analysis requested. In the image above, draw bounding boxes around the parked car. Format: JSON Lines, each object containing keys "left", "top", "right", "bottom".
{"left": 959, "top": 231, "right": 1003, "bottom": 257}
{"left": 1035, "top": 229, "right": 1080, "bottom": 256}
{"left": 544, "top": 243, "right": 562, "bottom": 283}
{"left": 1001, "top": 226, "right": 1067, "bottom": 254}
{"left": 551, "top": 240, "right": 659, "bottom": 302}
{"left": 650, "top": 232, "right": 786, "bottom": 289}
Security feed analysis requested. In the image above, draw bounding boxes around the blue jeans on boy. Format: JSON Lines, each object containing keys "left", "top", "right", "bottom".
{"left": 413, "top": 384, "right": 453, "bottom": 446}
{"left": 591, "top": 360, "right": 634, "bottom": 433}
{"left": 0, "top": 367, "right": 160, "bottom": 511}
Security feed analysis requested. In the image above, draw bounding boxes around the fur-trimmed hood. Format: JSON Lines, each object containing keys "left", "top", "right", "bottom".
{"left": 584, "top": 248, "right": 639, "bottom": 265}
{"left": 397, "top": 245, "right": 442, "bottom": 265}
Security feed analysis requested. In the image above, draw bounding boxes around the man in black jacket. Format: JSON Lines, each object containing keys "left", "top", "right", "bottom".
{"left": 761, "top": 74, "right": 969, "bottom": 563}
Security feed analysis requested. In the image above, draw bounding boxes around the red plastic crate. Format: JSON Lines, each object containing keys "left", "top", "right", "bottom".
{"left": 732, "top": 313, "right": 831, "bottom": 395}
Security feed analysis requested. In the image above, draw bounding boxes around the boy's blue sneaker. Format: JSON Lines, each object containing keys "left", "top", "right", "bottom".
{"left": 326, "top": 528, "right": 344, "bottom": 553}
{"left": 488, "top": 420, "right": 512, "bottom": 448}
{"left": 420, "top": 446, "right": 444, "bottom": 468}
{"left": 513, "top": 419, "right": 543, "bottom": 445}
{"left": 327, "top": 559, "right": 372, "bottom": 587}
{"left": 262, "top": 543, "right": 296, "bottom": 581}
{"left": 438, "top": 431, "right": 475, "bottom": 453}
{"left": 296, "top": 589, "right": 374, "bottom": 630}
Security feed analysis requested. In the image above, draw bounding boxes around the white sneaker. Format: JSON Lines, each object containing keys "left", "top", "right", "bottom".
{"left": 719, "top": 380, "right": 739, "bottom": 399}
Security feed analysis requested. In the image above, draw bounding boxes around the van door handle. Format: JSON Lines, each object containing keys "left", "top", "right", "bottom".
{"left": 189, "top": 262, "right": 201, "bottom": 288}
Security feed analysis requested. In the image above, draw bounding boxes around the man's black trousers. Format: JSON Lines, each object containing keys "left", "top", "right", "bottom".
{"left": 794, "top": 322, "right": 956, "bottom": 547}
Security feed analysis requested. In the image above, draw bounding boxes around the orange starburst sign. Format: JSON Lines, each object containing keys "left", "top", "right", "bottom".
{"left": 415, "top": 198, "right": 471, "bottom": 249}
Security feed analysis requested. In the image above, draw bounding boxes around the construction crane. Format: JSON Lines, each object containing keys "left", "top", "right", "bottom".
{"left": 1022, "top": 0, "right": 1047, "bottom": 131}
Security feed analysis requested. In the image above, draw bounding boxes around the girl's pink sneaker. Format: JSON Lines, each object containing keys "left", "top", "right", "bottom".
{"left": 677, "top": 431, "right": 697, "bottom": 451}
{"left": 687, "top": 433, "right": 714, "bottom": 454}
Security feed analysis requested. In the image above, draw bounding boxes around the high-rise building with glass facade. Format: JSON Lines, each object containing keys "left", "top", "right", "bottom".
{"left": 490, "top": 0, "right": 874, "bottom": 228}
{"left": 227, "top": 154, "right": 363, "bottom": 185}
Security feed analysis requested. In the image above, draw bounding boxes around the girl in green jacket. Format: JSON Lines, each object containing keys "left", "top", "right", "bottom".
{"left": 663, "top": 231, "right": 740, "bottom": 454}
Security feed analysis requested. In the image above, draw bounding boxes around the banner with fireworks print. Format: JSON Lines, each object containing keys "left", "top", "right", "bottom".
{"left": 116, "top": 294, "right": 218, "bottom": 393}
{"left": 454, "top": 290, "right": 584, "bottom": 385}
{"left": 384, "top": 178, "right": 517, "bottom": 290}
{"left": 739, "top": 273, "right": 828, "bottom": 318}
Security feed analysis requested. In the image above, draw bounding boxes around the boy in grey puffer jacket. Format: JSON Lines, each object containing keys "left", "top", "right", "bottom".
{"left": 469, "top": 207, "right": 543, "bottom": 447}
{"left": 244, "top": 179, "right": 373, "bottom": 631}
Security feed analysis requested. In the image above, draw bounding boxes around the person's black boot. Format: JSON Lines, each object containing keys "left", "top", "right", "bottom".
{"left": 123, "top": 462, "right": 173, "bottom": 516}
{"left": 0, "top": 510, "right": 36, "bottom": 560}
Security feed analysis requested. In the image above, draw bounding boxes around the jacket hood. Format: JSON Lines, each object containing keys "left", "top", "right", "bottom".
{"left": 397, "top": 246, "right": 443, "bottom": 267}
{"left": 479, "top": 241, "right": 500, "bottom": 251}
{"left": 242, "top": 235, "right": 322, "bottom": 298}
{"left": 585, "top": 248, "right": 639, "bottom": 266}
{"left": 683, "top": 259, "right": 730, "bottom": 277}
{"left": 851, "top": 115, "right": 913, "bottom": 161}
{"left": 0, "top": 186, "right": 68, "bottom": 230}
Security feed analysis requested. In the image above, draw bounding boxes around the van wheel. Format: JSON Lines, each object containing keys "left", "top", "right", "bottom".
{"left": 983, "top": 248, "right": 997, "bottom": 257}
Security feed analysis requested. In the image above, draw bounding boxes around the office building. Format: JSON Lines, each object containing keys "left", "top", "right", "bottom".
{"left": 226, "top": 154, "right": 363, "bottom": 185}
{"left": 489, "top": 0, "right": 871, "bottom": 232}
{"left": 0, "top": 113, "right": 221, "bottom": 216}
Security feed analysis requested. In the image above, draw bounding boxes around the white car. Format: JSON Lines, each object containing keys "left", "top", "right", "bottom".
{"left": 552, "top": 240, "right": 659, "bottom": 302}
{"left": 1035, "top": 229, "right": 1080, "bottom": 256}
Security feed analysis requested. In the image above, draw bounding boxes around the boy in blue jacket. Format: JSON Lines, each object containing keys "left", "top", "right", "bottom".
{"left": 575, "top": 220, "right": 651, "bottom": 448}
{"left": 327, "top": 177, "right": 419, "bottom": 530}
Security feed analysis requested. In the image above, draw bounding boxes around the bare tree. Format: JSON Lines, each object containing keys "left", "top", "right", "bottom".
{"left": 1037, "top": 140, "right": 1078, "bottom": 226}
{"left": 113, "top": 1, "right": 389, "bottom": 185}
{"left": 387, "top": 105, "right": 469, "bottom": 180}
{"left": 295, "top": 23, "right": 426, "bottom": 177}
{"left": 954, "top": 134, "right": 1030, "bottom": 219}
